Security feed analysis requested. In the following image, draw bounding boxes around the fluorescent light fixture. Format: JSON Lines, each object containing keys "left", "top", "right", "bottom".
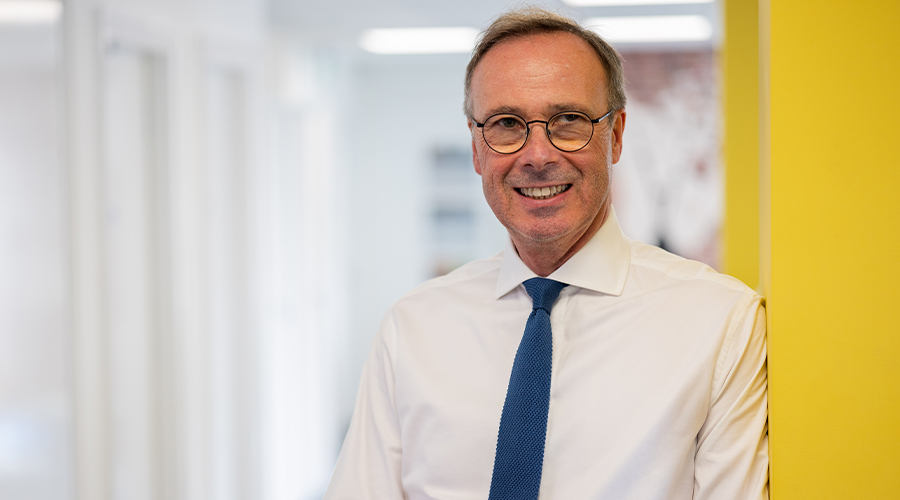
{"left": 565, "top": 0, "right": 712, "bottom": 6}
{"left": 585, "top": 15, "right": 712, "bottom": 43}
{"left": 360, "top": 27, "right": 479, "bottom": 55}
{"left": 0, "top": 0, "right": 62, "bottom": 24}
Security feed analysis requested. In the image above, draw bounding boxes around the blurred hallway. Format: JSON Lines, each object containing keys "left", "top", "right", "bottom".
{"left": 1, "top": 1, "right": 730, "bottom": 498}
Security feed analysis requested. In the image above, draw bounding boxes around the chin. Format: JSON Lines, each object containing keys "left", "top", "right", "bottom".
{"left": 508, "top": 223, "right": 573, "bottom": 245}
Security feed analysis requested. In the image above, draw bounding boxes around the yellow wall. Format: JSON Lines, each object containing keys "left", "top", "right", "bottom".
{"left": 759, "top": 0, "right": 900, "bottom": 497}
{"left": 723, "top": 0, "right": 760, "bottom": 291}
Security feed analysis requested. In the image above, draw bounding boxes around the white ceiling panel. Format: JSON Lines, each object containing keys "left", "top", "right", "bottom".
{"left": 268, "top": 0, "right": 720, "bottom": 51}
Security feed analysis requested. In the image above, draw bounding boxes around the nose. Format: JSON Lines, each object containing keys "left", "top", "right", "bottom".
{"left": 519, "top": 120, "right": 560, "bottom": 167}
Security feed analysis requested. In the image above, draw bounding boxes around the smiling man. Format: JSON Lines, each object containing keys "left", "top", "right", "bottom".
{"left": 325, "top": 8, "right": 768, "bottom": 500}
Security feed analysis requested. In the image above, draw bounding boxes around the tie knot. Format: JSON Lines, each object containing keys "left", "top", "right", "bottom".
{"left": 522, "top": 277, "right": 568, "bottom": 312}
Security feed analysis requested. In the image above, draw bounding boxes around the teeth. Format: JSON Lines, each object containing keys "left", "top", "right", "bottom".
{"left": 518, "top": 184, "right": 570, "bottom": 200}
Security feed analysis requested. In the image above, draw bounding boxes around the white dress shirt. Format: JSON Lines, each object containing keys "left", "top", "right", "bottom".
{"left": 325, "top": 209, "right": 768, "bottom": 500}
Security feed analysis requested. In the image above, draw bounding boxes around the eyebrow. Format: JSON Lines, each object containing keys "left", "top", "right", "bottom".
{"left": 482, "top": 104, "right": 522, "bottom": 117}
{"left": 547, "top": 102, "right": 595, "bottom": 115}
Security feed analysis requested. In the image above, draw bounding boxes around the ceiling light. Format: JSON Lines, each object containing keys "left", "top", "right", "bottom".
{"left": 585, "top": 15, "right": 712, "bottom": 43}
{"left": 360, "top": 27, "right": 479, "bottom": 55}
{"left": 565, "top": 0, "right": 713, "bottom": 6}
{"left": 0, "top": 0, "right": 62, "bottom": 24}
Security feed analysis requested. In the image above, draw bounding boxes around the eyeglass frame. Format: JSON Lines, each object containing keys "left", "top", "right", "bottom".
{"left": 472, "top": 109, "right": 616, "bottom": 155}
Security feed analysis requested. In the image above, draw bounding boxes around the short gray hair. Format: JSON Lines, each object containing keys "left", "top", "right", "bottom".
{"left": 464, "top": 7, "right": 626, "bottom": 122}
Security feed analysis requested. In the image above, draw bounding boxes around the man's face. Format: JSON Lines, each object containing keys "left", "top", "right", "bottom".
{"left": 469, "top": 32, "right": 625, "bottom": 250}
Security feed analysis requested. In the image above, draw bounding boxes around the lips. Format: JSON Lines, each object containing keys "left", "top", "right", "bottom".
{"left": 516, "top": 184, "right": 572, "bottom": 200}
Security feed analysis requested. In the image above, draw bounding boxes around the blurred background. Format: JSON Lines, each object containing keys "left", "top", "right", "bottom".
{"left": 0, "top": 0, "right": 725, "bottom": 498}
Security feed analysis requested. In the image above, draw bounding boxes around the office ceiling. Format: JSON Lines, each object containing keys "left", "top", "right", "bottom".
{"left": 268, "top": 0, "right": 721, "bottom": 50}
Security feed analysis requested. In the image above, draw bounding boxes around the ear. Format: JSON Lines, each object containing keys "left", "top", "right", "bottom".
{"left": 469, "top": 119, "right": 483, "bottom": 176}
{"left": 610, "top": 109, "right": 626, "bottom": 165}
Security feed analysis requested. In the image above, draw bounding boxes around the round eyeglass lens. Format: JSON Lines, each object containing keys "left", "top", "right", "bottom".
{"left": 547, "top": 113, "right": 594, "bottom": 151}
{"left": 482, "top": 115, "right": 528, "bottom": 153}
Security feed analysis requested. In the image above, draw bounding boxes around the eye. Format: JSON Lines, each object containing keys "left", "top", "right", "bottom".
{"left": 497, "top": 117, "right": 520, "bottom": 128}
{"left": 558, "top": 113, "right": 583, "bottom": 123}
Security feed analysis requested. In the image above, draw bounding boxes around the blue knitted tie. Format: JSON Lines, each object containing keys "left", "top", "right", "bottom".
{"left": 489, "top": 277, "right": 568, "bottom": 500}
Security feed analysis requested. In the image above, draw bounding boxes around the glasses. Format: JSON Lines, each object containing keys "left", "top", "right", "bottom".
{"left": 473, "top": 109, "right": 614, "bottom": 154}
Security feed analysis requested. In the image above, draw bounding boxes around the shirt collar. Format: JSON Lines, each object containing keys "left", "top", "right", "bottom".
{"left": 495, "top": 206, "right": 631, "bottom": 298}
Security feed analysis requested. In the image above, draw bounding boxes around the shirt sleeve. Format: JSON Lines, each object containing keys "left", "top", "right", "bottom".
{"left": 324, "top": 311, "right": 405, "bottom": 500}
{"left": 693, "top": 296, "right": 769, "bottom": 500}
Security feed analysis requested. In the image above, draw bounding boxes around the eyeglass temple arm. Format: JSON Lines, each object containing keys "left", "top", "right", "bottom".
{"left": 590, "top": 109, "right": 615, "bottom": 123}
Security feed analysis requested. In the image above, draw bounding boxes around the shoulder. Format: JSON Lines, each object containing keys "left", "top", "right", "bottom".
{"left": 623, "top": 241, "right": 766, "bottom": 382}
{"left": 626, "top": 239, "right": 759, "bottom": 304}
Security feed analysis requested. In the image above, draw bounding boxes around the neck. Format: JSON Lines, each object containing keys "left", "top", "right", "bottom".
{"left": 512, "top": 204, "right": 610, "bottom": 277}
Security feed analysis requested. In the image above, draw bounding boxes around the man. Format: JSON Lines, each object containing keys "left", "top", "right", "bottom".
{"left": 326, "top": 8, "right": 767, "bottom": 499}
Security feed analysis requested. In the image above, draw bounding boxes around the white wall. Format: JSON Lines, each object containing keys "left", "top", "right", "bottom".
{"left": 0, "top": 23, "right": 70, "bottom": 500}
{"left": 264, "top": 40, "right": 352, "bottom": 500}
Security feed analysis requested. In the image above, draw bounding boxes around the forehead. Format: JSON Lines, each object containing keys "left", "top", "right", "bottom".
{"left": 470, "top": 32, "right": 607, "bottom": 117}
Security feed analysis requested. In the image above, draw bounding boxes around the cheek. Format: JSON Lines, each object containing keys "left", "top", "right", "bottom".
{"left": 576, "top": 144, "right": 611, "bottom": 180}
{"left": 478, "top": 155, "right": 505, "bottom": 183}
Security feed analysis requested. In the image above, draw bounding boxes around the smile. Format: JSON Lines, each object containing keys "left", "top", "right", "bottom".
{"left": 516, "top": 184, "right": 571, "bottom": 200}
